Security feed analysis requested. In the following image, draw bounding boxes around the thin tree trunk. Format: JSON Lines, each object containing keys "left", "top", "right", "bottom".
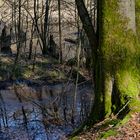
{"left": 43, "top": 0, "right": 49, "bottom": 55}
{"left": 75, "top": 0, "right": 103, "bottom": 123}
{"left": 58, "top": 0, "right": 63, "bottom": 63}
{"left": 12, "top": 0, "right": 22, "bottom": 77}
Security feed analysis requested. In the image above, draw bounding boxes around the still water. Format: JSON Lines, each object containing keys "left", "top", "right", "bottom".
{"left": 0, "top": 81, "right": 93, "bottom": 140}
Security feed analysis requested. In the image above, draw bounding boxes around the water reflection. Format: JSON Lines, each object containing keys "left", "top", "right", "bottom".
{"left": 0, "top": 81, "right": 93, "bottom": 140}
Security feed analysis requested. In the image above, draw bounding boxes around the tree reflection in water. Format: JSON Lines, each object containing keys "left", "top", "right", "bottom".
{"left": 0, "top": 81, "right": 93, "bottom": 140}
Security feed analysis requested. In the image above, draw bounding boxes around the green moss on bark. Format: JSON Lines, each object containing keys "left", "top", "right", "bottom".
{"left": 97, "top": 0, "right": 140, "bottom": 117}
{"left": 115, "top": 70, "right": 139, "bottom": 98}
{"left": 103, "top": 73, "right": 113, "bottom": 117}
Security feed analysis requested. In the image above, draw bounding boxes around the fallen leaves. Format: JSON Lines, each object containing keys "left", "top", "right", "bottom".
{"left": 76, "top": 113, "right": 140, "bottom": 140}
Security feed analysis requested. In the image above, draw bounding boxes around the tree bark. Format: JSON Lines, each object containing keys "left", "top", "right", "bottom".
{"left": 58, "top": 0, "right": 63, "bottom": 63}
{"left": 75, "top": 0, "right": 104, "bottom": 122}
{"left": 119, "top": 0, "right": 136, "bottom": 32}
{"left": 75, "top": 0, "right": 140, "bottom": 125}
{"left": 75, "top": 0, "right": 97, "bottom": 71}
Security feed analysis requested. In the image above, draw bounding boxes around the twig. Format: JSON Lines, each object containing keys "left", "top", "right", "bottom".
{"left": 115, "top": 98, "right": 132, "bottom": 118}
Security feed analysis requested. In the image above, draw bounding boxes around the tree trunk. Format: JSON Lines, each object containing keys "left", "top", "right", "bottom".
{"left": 119, "top": 0, "right": 136, "bottom": 32}
{"left": 58, "top": 0, "right": 63, "bottom": 63}
{"left": 75, "top": 0, "right": 103, "bottom": 122}
{"left": 75, "top": 0, "right": 140, "bottom": 124}
{"left": 33, "top": 0, "right": 49, "bottom": 55}
{"left": 99, "top": 0, "right": 139, "bottom": 119}
{"left": 43, "top": 0, "right": 49, "bottom": 55}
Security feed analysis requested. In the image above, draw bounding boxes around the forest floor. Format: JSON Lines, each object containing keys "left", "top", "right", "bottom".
{"left": 0, "top": 54, "right": 65, "bottom": 82}
{"left": 0, "top": 54, "right": 90, "bottom": 84}
{"left": 73, "top": 112, "right": 140, "bottom": 140}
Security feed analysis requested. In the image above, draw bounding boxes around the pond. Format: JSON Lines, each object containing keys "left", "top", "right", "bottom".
{"left": 0, "top": 80, "right": 94, "bottom": 140}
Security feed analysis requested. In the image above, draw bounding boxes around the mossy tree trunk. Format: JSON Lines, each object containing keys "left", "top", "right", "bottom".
{"left": 76, "top": 0, "right": 140, "bottom": 124}
{"left": 101, "top": 0, "right": 140, "bottom": 117}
